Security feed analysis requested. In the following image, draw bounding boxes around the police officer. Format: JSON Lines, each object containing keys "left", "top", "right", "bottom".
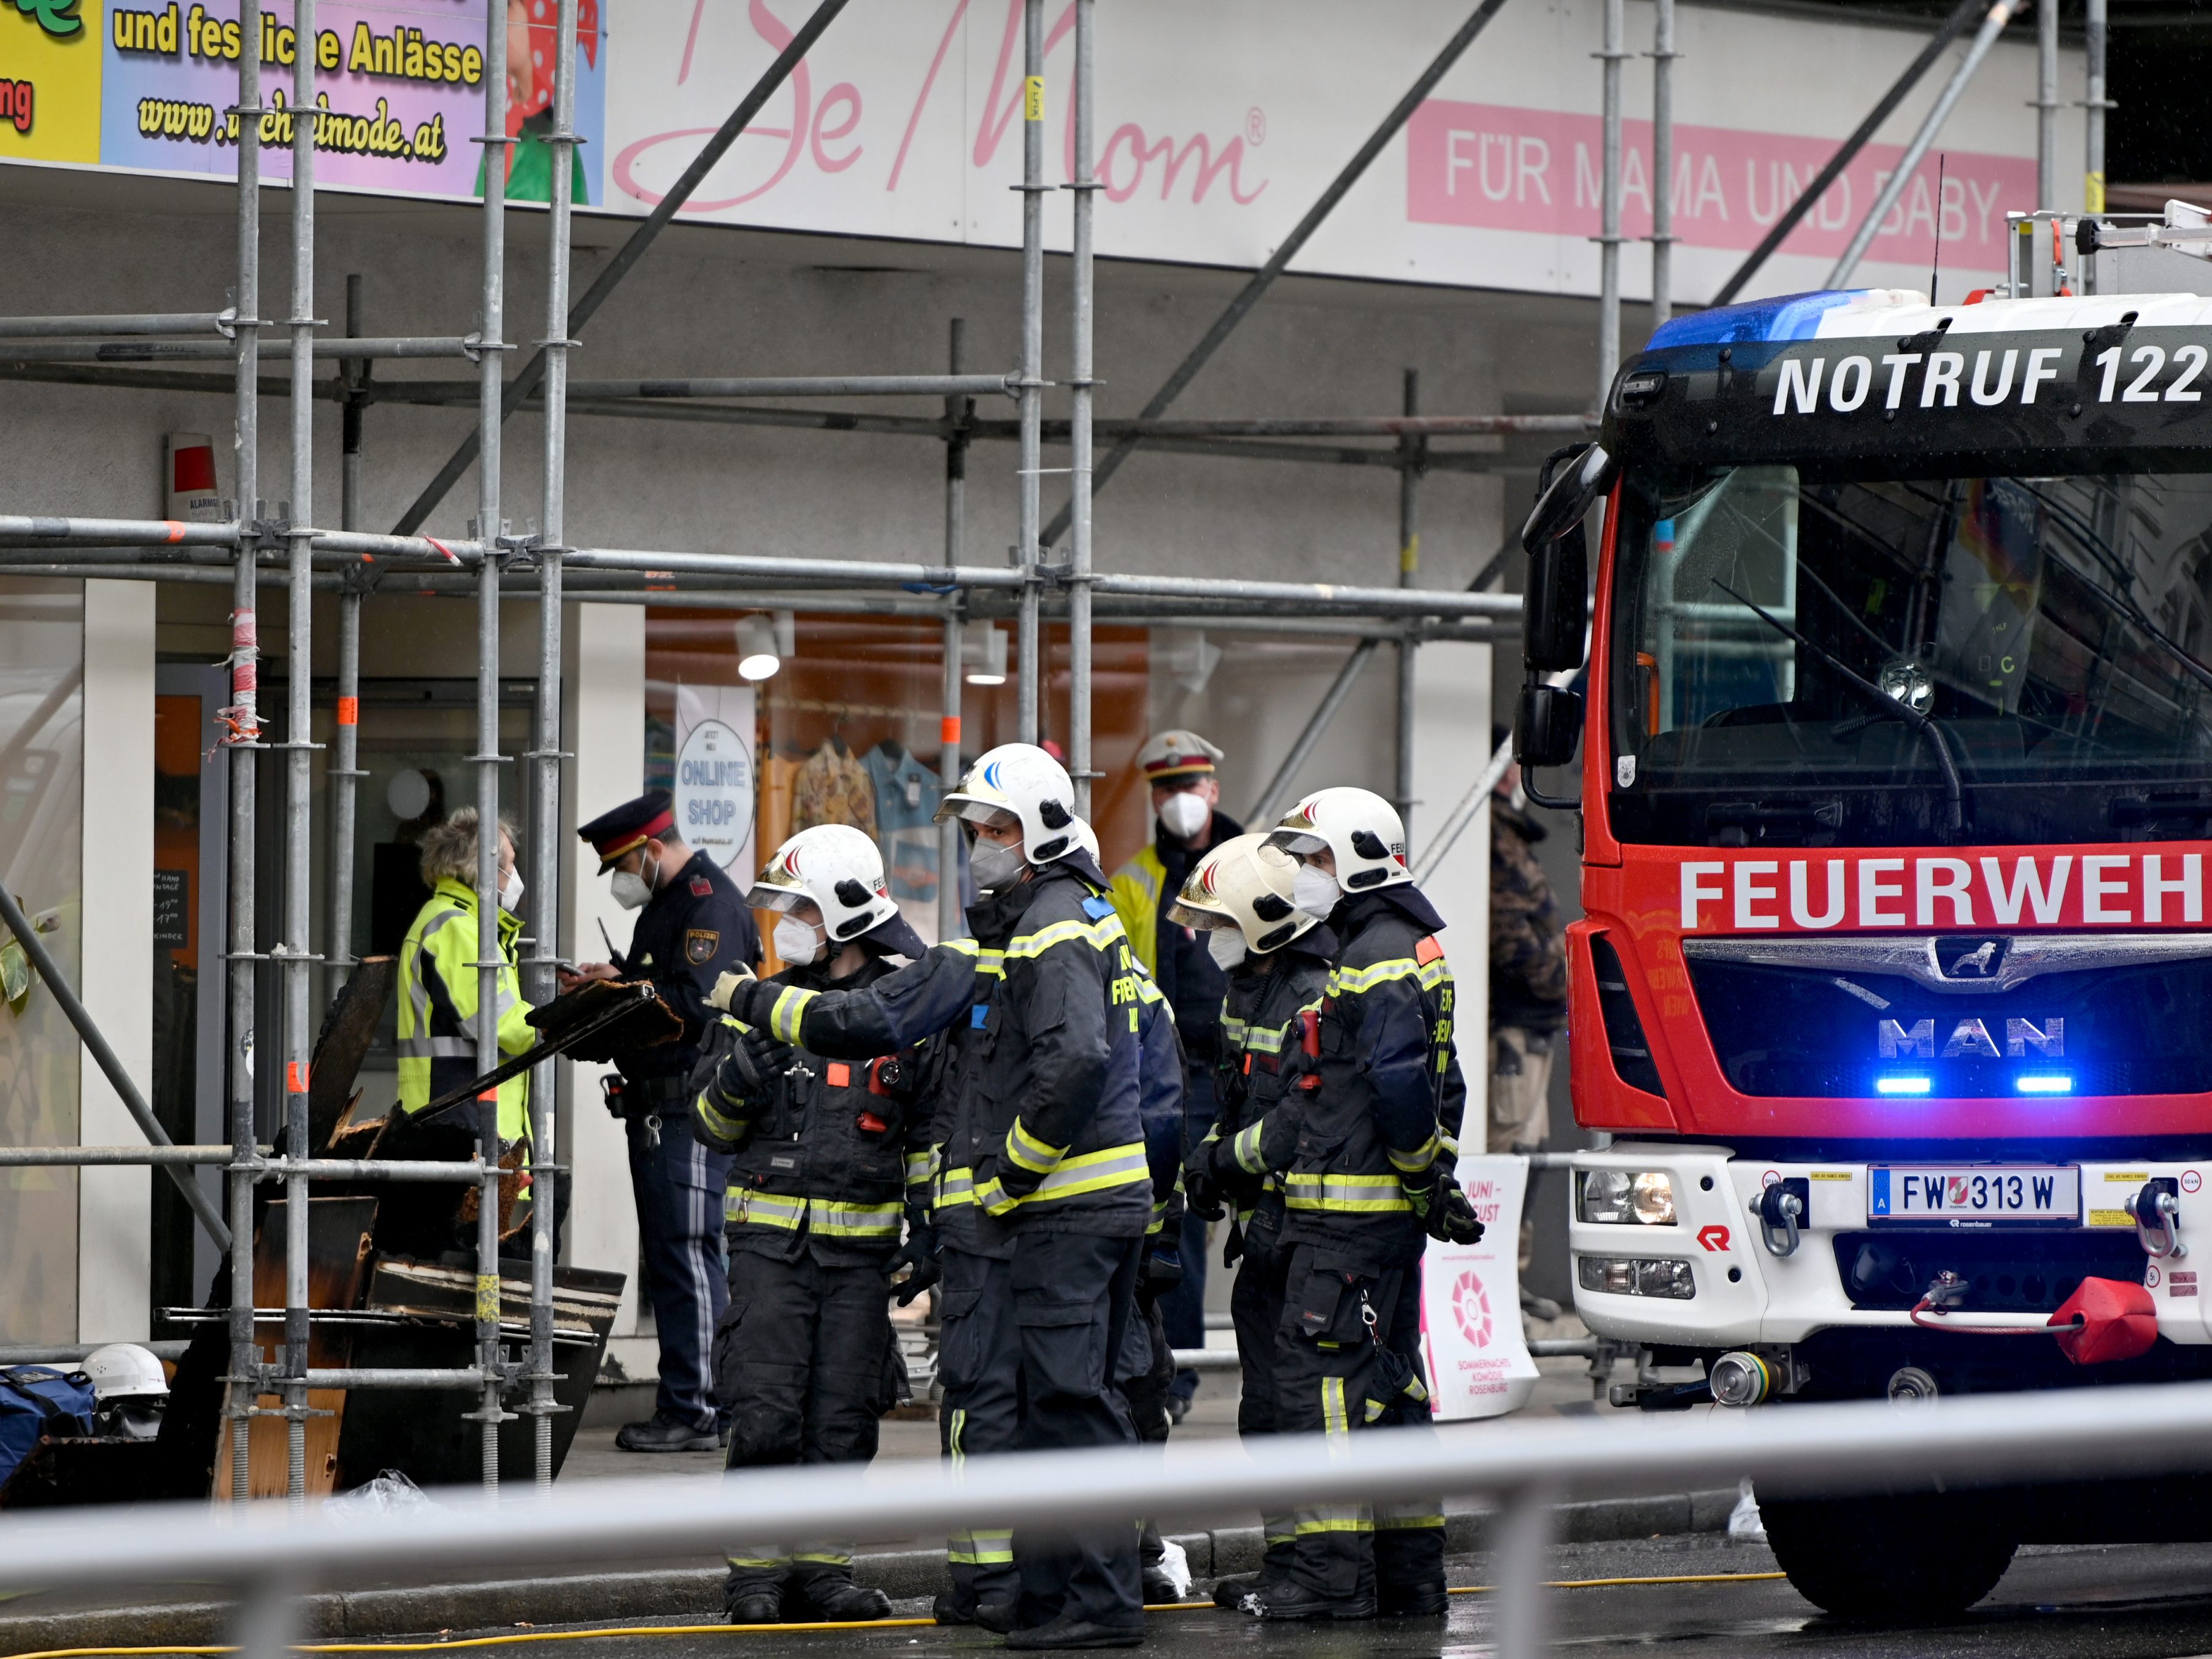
{"left": 1170, "top": 833, "right": 1334, "bottom": 1611}
{"left": 693, "top": 825, "right": 934, "bottom": 1625}
{"left": 1108, "top": 731, "right": 1239, "bottom": 1420}
{"left": 717, "top": 745, "right": 1152, "bottom": 1650}
{"left": 1248, "top": 787, "right": 1484, "bottom": 1622}
{"left": 568, "top": 790, "right": 762, "bottom": 1453}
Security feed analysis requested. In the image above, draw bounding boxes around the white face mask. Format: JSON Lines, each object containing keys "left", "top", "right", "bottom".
{"left": 1158, "top": 789, "right": 1211, "bottom": 842}
{"left": 1205, "top": 925, "right": 1247, "bottom": 971}
{"left": 969, "top": 836, "right": 1027, "bottom": 894}
{"left": 609, "top": 847, "right": 658, "bottom": 911}
{"left": 498, "top": 868, "right": 525, "bottom": 914}
{"left": 773, "top": 914, "right": 825, "bottom": 967}
{"left": 1292, "top": 863, "right": 1341, "bottom": 918}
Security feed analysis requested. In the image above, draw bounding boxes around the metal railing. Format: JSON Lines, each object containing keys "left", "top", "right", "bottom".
{"left": 4, "top": 1380, "right": 2209, "bottom": 1659}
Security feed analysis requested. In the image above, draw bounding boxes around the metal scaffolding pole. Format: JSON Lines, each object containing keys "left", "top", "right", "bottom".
{"left": 1015, "top": 0, "right": 1045, "bottom": 746}
{"left": 472, "top": 0, "right": 513, "bottom": 1495}
{"left": 1649, "top": 0, "right": 1676, "bottom": 331}
{"left": 1041, "top": 0, "right": 1514, "bottom": 547}
{"left": 225, "top": 0, "right": 265, "bottom": 1511}
{"left": 0, "top": 887, "right": 228, "bottom": 1244}
{"left": 1710, "top": 0, "right": 1984, "bottom": 308}
{"left": 1829, "top": 2, "right": 2019, "bottom": 290}
{"left": 2085, "top": 0, "right": 2109, "bottom": 216}
{"left": 2037, "top": 0, "right": 2060, "bottom": 212}
{"left": 1597, "top": 0, "right": 1625, "bottom": 404}
{"left": 329, "top": 278, "right": 366, "bottom": 1003}
{"left": 1067, "top": 0, "right": 1097, "bottom": 816}
{"left": 941, "top": 320, "right": 970, "bottom": 944}
{"left": 525, "top": 0, "right": 582, "bottom": 1494}
{"left": 1246, "top": 640, "right": 1380, "bottom": 826}
{"left": 390, "top": 0, "right": 852, "bottom": 537}
{"left": 280, "top": 0, "right": 321, "bottom": 1509}
{"left": 1394, "top": 370, "right": 1422, "bottom": 852}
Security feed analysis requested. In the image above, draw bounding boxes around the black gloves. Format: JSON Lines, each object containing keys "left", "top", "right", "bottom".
{"left": 1136, "top": 1236, "right": 1184, "bottom": 1311}
{"left": 1183, "top": 1139, "right": 1227, "bottom": 1222}
{"left": 884, "top": 1207, "right": 941, "bottom": 1306}
{"left": 1403, "top": 1165, "right": 1486, "bottom": 1245}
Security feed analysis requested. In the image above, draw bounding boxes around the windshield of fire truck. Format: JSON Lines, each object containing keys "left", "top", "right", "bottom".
{"left": 1609, "top": 464, "right": 2212, "bottom": 847}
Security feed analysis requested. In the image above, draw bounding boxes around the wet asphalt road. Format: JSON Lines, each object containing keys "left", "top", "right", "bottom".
{"left": 401, "top": 1534, "right": 2212, "bottom": 1659}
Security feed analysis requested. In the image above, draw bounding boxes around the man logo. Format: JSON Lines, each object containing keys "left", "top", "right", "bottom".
{"left": 1879, "top": 1017, "right": 2064, "bottom": 1058}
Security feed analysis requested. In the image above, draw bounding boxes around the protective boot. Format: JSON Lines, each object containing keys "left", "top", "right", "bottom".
{"left": 1211, "top": 1574, "right": 1258, "bottom": 1610}
{"left": 791, "top": 1577, "right": 893, "bottom": 1622}
{"left": 1239, "top": 1579, "right": 1376, "bottom": 1622}
{"left": 1378, "top": 1584, "right": 1449, "bottom": 1618}
{"left": 725, "top": 1593, "right": 783, "bottom": 1625}
{"left": 1003, "top": 1617, "right": 1146, "bottom": 1650}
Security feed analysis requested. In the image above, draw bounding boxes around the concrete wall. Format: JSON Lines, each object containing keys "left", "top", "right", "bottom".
{"left": 77, "top": 580, "right": 156, "bottom": 1343}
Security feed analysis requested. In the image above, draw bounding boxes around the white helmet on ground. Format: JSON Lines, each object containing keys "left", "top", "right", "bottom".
{"left": 1264, "top": 787, "right": 1411, "bottom": 895}
{"left": 1170, "top": 833, "right": 1317, "bottom": 955}
{"left": 80, "top": 1342, "right": 168, "bottom": 1401}
{"left": 935, "top": 743, "right": 1080, "bottom": 864}
{"left": 749, "top": 824, "right": 898, "bottom": 944}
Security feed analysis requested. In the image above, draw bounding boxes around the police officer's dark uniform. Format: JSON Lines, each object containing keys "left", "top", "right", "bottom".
{"left": 578, "top": 791, "right": 761, "bottom": 1452}
{"left": 693, "top": 908, "right": 935, "bottom": 1624}
{"left": 1244, "top": 880, "right": 1469, "bottom": 1620}
{"left": 1185, "top": 918, "right": 1336, "bottom": 1606}
{"left": 729, "top": 841, "right": 1153, "bottom": 1647}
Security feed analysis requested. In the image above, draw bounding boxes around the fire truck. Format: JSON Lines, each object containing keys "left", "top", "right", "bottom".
{"left": 1519, "top": 207, "right": 2212, "bottom": 1617}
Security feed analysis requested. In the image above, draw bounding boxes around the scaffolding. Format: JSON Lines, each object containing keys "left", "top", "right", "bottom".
{"left": 0, "top": 0, "right": 1561, "bottom": 1503}
{"left": 0, "top": 0, "right": 2095, "bottom": 1506}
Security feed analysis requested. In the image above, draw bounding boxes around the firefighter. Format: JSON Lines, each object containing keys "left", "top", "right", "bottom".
{"left": 1108, "top": 729, "right": 1239, "bottom": 1419}
{"left": 714, "top": 745, "right": 1152, "bottom": 1650}
{"left": 1169, "top": 833, "right": 1334, "bottom": 1611}
{"left": 565, "top": 790, "right": 763, "bottom": 1453}
{"left": 1245, "top": 787, "right": 1484, "bottom": 1622}
{"left": 693, "top": 825, "right": 934, "bottom": 1625}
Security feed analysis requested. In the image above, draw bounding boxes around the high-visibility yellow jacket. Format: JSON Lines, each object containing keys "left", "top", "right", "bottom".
{"left": 1107, "top": 844, "right": 1170, "bottom": 977}
{"left": 396, "top": 878, "right": 534, "bottom": 1141}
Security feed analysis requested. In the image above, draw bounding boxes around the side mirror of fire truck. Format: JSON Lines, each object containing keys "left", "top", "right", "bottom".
{"left": 1515, "top": 682, "right": 1582, "bottom": 771}
{"left": 1520, "top": 444, "right": 1609, "bottom": 672}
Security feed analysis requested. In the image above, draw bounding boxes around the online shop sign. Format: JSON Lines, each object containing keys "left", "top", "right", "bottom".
{"left": 82, "top": 0, "right": 605, "bottom": 202}
{"left": 1405, "top": 101, "right": 2037, "bottom": 291}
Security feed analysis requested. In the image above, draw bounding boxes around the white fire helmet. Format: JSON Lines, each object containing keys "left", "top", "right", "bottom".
{"left": 1263, "top": 787, "right": 1411, "bottom": 895}
{"left": 934, "top": 743, "right": 1081, "bottom": 865}
{"left": 80, "top": 1342, "right": 169, "bottom": 1401}
{"left": 749, "top": 823, "right": 899, "bottom": 943}
{"left": 1068, "top": 817, "right": 1101, "bottom": 863}
{"left": 1170, "top": 832, "right": 1318, "bottom": 955}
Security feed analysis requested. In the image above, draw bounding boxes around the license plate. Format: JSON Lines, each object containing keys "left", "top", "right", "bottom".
{"left": 1868, "top": 1166, "right": 2080, "bottom": 1226}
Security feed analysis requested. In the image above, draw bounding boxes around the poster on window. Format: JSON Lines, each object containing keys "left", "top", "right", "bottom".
{"left": 673, "top": 683, "right": 756, "bottom": 876}
{"left": 1419, "top": 1154, "right": 1541, "bottom": 1420}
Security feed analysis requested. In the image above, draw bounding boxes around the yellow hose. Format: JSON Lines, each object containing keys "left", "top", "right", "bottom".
{"left": 1, "top": 1574, "right": 1789, "bottom": 1659}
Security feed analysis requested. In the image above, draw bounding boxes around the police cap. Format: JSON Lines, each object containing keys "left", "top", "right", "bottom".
{"left": 579, "top": 789, "right": 675, "bottom": 872}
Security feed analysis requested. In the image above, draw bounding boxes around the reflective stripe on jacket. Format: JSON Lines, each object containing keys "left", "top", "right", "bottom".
{"left": 395, "top": 878, "right": 533, "bottom": 1141}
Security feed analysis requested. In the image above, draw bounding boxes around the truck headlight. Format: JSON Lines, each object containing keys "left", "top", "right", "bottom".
{"left": 1579, "top": 1169, "right": 1676, "bottom": 1225}
{"left": 1576, "top": 1255, "right": 1695, "bottom": 1300}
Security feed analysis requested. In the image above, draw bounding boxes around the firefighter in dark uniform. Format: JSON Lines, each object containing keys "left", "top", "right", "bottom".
{"left": 692, "top": 825, "right": 934, "bottom": 1625}
{"left": 1171, "top": 833, "right": 1336, "bottom": 1611}
{"left": 715, "top": 745, "right": 1152, "bottom": 1651}
{"left": 566, "top": 789, "right": 762, "bottom": 1453}
{"left": 1246, "top": 787, "right": 1485, "bottom": 1622}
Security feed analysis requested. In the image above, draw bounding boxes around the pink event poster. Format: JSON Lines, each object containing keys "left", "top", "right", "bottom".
{"left": 99, "top": 0, "right": 604, "bottom": 205}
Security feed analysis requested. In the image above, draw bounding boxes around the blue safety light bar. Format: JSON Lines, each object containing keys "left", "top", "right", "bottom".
{"left": 1644, "top": 290, "right": 1868, "bottom": 349}
{"left": 1876, "top": 1075, "right": 1933, "bottom": 1096}
{"left": 2016, "top": 1074, "right": 2074, "bottom": 1095}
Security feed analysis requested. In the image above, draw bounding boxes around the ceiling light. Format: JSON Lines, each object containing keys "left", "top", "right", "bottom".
{"left": 738, "top": 614, "right": 780, "bottom": 680}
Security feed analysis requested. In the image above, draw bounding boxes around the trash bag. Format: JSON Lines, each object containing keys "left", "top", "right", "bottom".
{"left": 1728, "top": 1479, "right": 1767, "bottom": 1542}
{"left": 327, "top": 1469, "right": 440, "bottom": 1517}
{"left": 0, "top": 1367, "right": 96, "bottom": 1489}
{"left": 1154, "top": 1538, "right": 1193, "bottom": 1600}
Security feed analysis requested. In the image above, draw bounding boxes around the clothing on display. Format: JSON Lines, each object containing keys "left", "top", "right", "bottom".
{"left": 863, "top": 740, "right": 942, "bottom": 944}
{"left": 791, "top": 739, "right": 878, "bottom": 841}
